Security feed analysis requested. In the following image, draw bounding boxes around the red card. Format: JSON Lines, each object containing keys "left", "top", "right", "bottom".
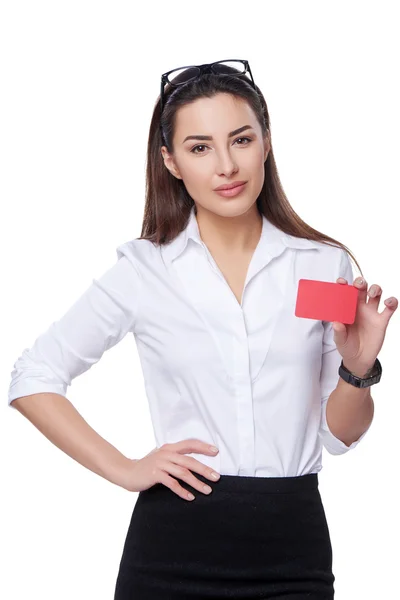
{"left": 295, "top": 279, "right": 359, "bottom": 324}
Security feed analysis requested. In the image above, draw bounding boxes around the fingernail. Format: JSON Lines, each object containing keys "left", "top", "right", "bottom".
{"left": 356, "top": 277, "right": 364, "bottom": 284}
{"left": 210, "top": 446, "right": 219, "bottom": 453}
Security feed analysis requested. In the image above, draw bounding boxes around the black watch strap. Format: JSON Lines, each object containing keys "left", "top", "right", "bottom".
{"left": 338, "top": 357, "right": 382, "bottom": 388}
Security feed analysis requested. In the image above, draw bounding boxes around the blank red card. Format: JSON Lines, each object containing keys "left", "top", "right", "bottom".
{"left": 295, "top": 279, "right": 359, "bottom": 324}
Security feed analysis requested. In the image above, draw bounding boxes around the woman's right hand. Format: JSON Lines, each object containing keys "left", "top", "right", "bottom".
{"left": 121, "top": 439, "right": 221, "bottom": 501}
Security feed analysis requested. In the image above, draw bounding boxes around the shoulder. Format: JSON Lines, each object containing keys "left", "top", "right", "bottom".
{"left": 115, "top": 237, "right": 161, "bottom": 275}
{"left": 289, "top": 235, "right": 346, "bottom": 264}
{"left": 313, "top": 241, "right": 352, "bottom": 268}
{"left": 305, "top": 239, "right": 349, "bottom": 266}
{"left": 291, "top": 239, "right": 353, "bottom": 282}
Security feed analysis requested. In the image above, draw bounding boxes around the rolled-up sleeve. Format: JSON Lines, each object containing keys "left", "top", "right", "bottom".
{"left": 318, "top": 248, "right": 372, "bottom": 455}
{"left": 8, "top": 246, "right": 142, "bottom": 408}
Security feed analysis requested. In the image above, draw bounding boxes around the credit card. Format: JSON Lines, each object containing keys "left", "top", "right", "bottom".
{"left": 295, "top": 279, "right": 358, "bottom": 324}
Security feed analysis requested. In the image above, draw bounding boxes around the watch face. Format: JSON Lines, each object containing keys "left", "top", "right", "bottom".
{"left": 360, "top": 378, "right": 371, "bottom": 388}
{"left": 366, "top": 365, "right": 379, "bottom": 378}
{"left": 339, "top": 359, "right": 381, "bottom": 387}
{"left": 361, "top": 372, "right": 381, "bottom": 387}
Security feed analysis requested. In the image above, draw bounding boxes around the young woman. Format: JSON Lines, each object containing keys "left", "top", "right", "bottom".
{"left": 8, "top": 59, "right": 397, "bottom": 599}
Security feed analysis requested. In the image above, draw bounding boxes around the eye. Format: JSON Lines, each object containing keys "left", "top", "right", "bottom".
{"left": 189, "top": 136, "right": 253, "bottom": 154}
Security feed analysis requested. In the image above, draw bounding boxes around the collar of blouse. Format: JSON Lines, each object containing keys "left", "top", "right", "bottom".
{"left": 162, "top": 206, "right": 320, "bottom": 265}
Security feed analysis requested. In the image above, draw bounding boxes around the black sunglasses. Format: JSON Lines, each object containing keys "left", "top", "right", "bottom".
{"left": 159, "top": 59, "right": 256, "bottom": 119}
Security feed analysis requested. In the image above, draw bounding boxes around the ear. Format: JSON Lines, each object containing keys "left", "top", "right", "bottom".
{"left": 161, "top": 146, "right": 182, "bottom": 180}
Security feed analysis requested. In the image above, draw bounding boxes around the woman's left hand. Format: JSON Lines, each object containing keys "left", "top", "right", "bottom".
{"left": 332, "top": 277, "right": 398, "bottom": 377}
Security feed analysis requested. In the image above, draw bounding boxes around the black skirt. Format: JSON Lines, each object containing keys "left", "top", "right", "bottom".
{"left": 114, "top": 471, "right": 335, "bottom": 599}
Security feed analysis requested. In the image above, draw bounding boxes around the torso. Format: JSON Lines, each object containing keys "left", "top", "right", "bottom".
{"left": 208, "top": 251, "right": 254, "bottom": 307}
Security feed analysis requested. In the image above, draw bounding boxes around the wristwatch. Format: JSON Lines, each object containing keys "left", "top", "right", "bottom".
{"left": 338, "top": 357, "right": 382, "bottom": 388}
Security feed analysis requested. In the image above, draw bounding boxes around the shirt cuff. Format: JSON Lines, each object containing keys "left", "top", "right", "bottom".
{"left": 8, "top": 381, "right": 67, "bottom": 409}
{"left": 319, "top": 396, "right": 372, "bottom": 455}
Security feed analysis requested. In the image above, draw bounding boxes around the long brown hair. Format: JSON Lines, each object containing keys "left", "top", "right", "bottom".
{"left": 138, "top": 63, "right": 363, "bottom": 277}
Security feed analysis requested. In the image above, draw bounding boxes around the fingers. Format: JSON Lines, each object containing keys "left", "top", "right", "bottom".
{"left": 381, "top": 296, "right": 399, "bottom": 322}
{"left": 168, "top": 439, "right": 219, "bottom": 456}
{"left": 353, "top": 276, "right": 368, "bottom": 303}
{"left": 315, "top": 273, "right": 397, "bottom": 320}
{"left": 366, "top": 284, "right": 382, "bottom": 309}
{"left": 158, "top": 440, "right": 221, "bottom": 502}
{"left": 346, "top": 276, "right": 398, "bottom": 315}
{"left": 163, "top": 460, "right": 215, "bottom": 497}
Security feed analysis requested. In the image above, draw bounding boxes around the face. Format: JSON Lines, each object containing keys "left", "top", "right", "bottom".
{"left": 161, "top": 93, "right": 270, "bottom": 218}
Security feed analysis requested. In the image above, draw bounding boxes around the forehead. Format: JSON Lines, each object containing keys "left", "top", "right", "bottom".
{"left": 174, "top": 94, "right": 258, "bottom": 136}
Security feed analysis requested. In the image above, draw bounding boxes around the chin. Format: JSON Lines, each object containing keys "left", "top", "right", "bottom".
{"left": 204, "top": 199, "right": 258, "bottom": 219}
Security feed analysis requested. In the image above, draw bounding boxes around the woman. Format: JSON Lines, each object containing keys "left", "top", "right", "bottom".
{"left": 8, "top": 60, "right": 397, "bottom": 599}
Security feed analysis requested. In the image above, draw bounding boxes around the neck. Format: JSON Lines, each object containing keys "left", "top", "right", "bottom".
{"left": 195, "top": 205, "right": 263, "bottom": 254}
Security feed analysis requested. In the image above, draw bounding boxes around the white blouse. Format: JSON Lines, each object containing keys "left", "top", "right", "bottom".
{"left": 8, "top": 206, "right": 370, "bottom": 477}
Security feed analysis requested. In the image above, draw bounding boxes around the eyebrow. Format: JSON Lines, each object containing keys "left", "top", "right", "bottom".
{"left": 182, "top": 125, "right": 254, "bottom": 144}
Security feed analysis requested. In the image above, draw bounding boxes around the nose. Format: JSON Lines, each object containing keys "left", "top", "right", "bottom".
{"left": 215, "top": 149, "right": 239, "bottom": 178}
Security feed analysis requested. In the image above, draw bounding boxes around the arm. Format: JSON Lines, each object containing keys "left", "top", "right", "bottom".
{"left": 318, "top": 248, "right": 374, "bottom": 454}
{"left": 8, "top": 245, "right": 142, "bottom": 487}
{"left": 11, "top": 392, "right": 133, "bottom": 488}
{"left": 325, "top": 378, "right": 374, "bottom": 448}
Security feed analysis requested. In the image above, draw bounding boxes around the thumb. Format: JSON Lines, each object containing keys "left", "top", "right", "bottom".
{"left": 332, "top": 321, "right": 347, "bottom": 346}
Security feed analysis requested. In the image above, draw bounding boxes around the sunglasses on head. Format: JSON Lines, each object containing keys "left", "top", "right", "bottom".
{"left": 159, "top": 59, "right": 256, "bottom": 119}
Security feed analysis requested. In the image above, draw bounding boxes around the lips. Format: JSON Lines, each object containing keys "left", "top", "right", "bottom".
{"left": 214, "top": 182, "right": 247, "bottom": 198}
{"left": 214, "top": 180, "right": 247, "bottom": 191}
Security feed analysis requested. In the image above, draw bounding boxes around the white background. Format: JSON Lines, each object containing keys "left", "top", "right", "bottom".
{"left": 2, "top": 1, "right": 399, "bottom": 598}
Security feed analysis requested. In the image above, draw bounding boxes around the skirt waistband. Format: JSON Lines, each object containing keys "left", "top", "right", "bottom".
{"left": 184, "top": 471, "right": 319, "bottom": 494}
